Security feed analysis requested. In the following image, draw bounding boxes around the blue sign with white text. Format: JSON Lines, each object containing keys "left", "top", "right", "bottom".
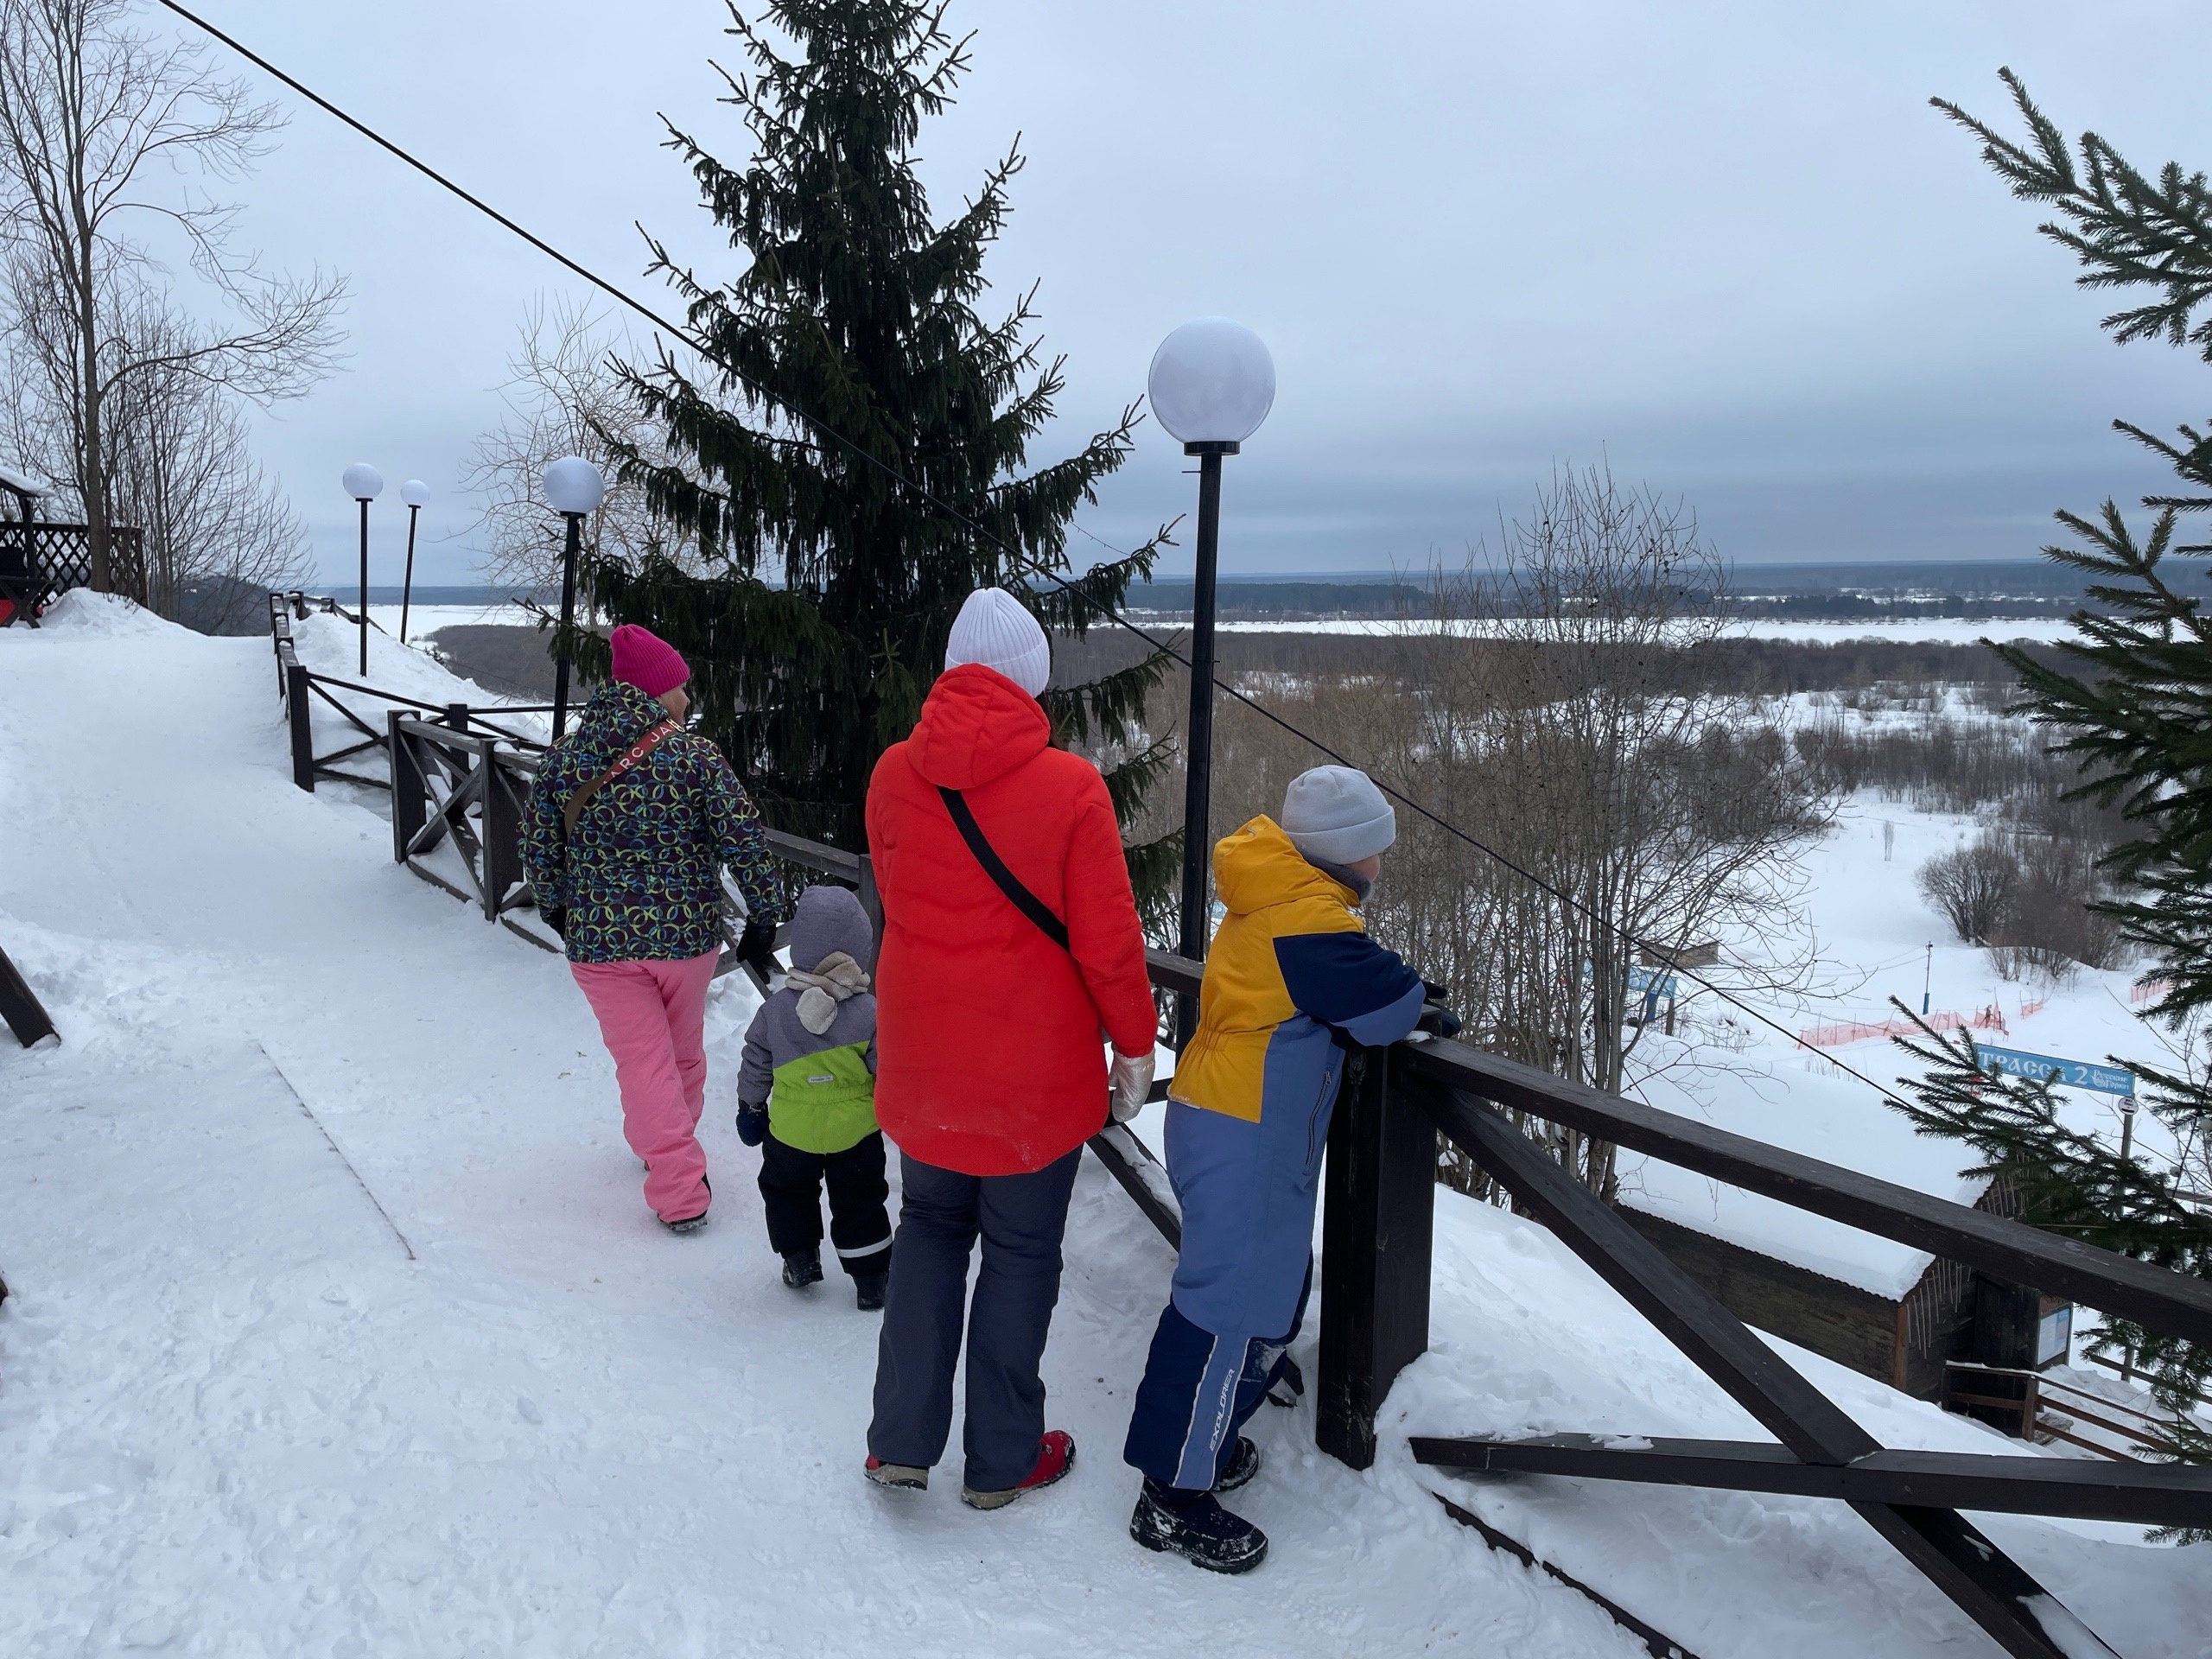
{"left": 1975, "top": 1044, "right": 2134, "bottom": 1097}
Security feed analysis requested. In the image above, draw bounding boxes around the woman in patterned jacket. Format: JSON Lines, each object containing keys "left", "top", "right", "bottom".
{"left": 520, "top": 623, "right": 781, "bottom": 1231}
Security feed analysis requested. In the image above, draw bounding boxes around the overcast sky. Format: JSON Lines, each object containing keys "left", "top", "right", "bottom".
{"left": 125, "top": 0, "right": 2212, "bottom": 583}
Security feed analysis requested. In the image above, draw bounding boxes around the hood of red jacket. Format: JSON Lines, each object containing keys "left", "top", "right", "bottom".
{"left": 904, "top": 664, "right": 1052, "bottom": 790}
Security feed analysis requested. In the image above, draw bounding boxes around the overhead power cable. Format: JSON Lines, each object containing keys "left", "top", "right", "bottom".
{"left": 159, "top": 0, "right": 1912, "bottom": 1111}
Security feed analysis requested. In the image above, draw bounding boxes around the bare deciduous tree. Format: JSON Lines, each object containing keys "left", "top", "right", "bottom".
{"left": 1386, "top": 467, "right": 1834, "bottom": 1195}
{"left": 1916, "top": 838, "right": 2018, "bottom": 946}
{"left": 0, "top": 0, "right": 341, "bottom": 594}
{"left": 101, "top": 288, "right": 309, "bottom": 626}
{"left": 1166, "top": 467, "right": 1834, "bottom": 1199}
{"left": 461, "top": 296, "right": 683, "bottom": 594}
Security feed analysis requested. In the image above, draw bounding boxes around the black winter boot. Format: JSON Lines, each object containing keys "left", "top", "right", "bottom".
{"left": 1130, "top": 1479, "right": 1268, "bottom": 1574}
{"left": 853, "top": 1271, "right": 888, "bottom": 1312}
{"left": 781, "top": 1248, "right": 823, "bottom": 1289}
{"left": 1214, "top": 1436, "right": 1261, "bottom": 1494}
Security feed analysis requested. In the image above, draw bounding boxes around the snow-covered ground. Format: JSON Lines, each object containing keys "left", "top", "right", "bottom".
{"left": 3, "top": 595, "right": 2203, "bottom": 1657}
{"left": 1620, "top": 753, "right": 2178, "bottom": 1300}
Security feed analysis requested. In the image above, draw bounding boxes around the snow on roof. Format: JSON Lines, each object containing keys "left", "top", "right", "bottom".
{"left": 1620, "top": 1057, "right": 1989, "bottom": 1300}
{"left": 0, "top": 461, "right": 49, "bottom": 498}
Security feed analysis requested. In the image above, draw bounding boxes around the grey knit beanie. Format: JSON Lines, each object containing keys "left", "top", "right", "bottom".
{"left": 1281, "top": 766, "right": 1396, "bottom": 865}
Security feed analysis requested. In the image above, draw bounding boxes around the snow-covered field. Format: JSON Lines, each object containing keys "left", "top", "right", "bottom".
{"left": 1209, "top": 616, "right": 2084, "bottom": 645}
{"left": 364, "top": 602, "right": 539, "bottom": 639}
{"left": 3, "top": 595, "right": 2203, "bottom": 1657}
{"left": 365, "top": 601, "right": 2083, "bottom": 650}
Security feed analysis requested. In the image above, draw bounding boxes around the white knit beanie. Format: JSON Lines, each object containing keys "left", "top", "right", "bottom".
{"left": 1281, "top": 766, "right": 1396, "bottom": 865}
{"left": 944, "top": 587, "right": 1051, "bottom": 697}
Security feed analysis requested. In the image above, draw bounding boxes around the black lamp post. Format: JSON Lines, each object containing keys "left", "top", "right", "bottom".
{"left": 398, "top": 480, "right": 429, "bottom": 644}
{"left": 543, "top": 456, "right": 606, "bottom": 741}
{"left": 1178, "top": 439, "right": 1231, "bottom": 975}
{"left": 1147, "top": 319, "right": 1276, "bottom": 1041}
{"left": 341, "top": 462, "right": 383, "bottom": 676}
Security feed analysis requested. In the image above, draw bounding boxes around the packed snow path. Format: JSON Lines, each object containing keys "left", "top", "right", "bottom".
{"left": 3, "top": 596, "right": 2204, "bottom": 1657}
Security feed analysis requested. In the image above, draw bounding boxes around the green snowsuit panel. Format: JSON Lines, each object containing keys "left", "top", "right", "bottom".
{"left": 768, "top": 1042, "right": 880, "bottom": 1155}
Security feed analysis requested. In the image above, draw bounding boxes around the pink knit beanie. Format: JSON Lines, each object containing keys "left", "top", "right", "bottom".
{"left": 609, "top": 624, "right": 689, "bottom": 698}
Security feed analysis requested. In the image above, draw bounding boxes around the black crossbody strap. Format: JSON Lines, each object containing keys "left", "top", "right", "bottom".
{"left": 938, "top": 785, "right": 1071, "bottom": 952}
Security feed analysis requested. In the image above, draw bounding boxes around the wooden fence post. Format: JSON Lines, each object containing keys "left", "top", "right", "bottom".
{"left": 285, "top": 661, "right": 315, "bottom": 791}
{"left": 0, "top": 940, "right": 58, "bottom": 1048}
{"left": 480, "top": 744, "right": 525, "bottom": 921}
{"left": 390, "top": 714, "right": 425, "bottom": 865}
{"left": 1317, "top": 1046, "right": 1438, "bottom": 1469}
{"left": 856, "top": 853, "right": 882, "bottom": 966}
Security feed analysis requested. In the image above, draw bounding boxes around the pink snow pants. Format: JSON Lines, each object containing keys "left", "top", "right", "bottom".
{"left": 571, "top": 950, "right": 720, "bottom": 1224}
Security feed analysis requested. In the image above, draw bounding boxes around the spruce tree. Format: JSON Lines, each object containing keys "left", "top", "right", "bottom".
{"left": 1886, "top": 71, "right": 2212, "bottom": 1486}
{"left": 581, "top": 0, "right": 1175, "bottom": 910}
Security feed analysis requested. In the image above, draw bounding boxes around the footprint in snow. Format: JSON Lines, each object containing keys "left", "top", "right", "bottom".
{"left": 120, "top": 1615, "right": 177, "bottom": 1649}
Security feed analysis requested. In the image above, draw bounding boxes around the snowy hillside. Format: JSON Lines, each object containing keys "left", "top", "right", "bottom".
{"left": 3, "top": 597, "right": 2205, "bottom": 1657}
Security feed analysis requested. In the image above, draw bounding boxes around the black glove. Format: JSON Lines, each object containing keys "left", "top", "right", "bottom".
{"left": 735, "top": 916, "right": 779, "bottom": 977}
{"left": 1419, "top": 1003, "right": 1462, "bottom": 1039}
{"left": 540, "top": 905, "right": 568, "bottom": 941}
{"left": 1421, "top": 977, "right": 1450, "bottom": 1002}
{"left": 736, "top": 1103, "right": 769, "bottom": 1147}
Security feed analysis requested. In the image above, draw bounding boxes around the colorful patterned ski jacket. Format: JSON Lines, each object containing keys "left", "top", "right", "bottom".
{"left": 1166, "top": 815, "right": 1427, "bottom": 1337}
{"left": 738, "top": 886, "right": 879, "bottom": 1156}
{"left": 519, "top": 681, "right": 781, "bottom": 964}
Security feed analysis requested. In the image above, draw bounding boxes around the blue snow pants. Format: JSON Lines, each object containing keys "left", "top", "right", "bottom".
{"left": 1122, "top": 1267, "right": 1312, "bottom": 1491}
{"left": 867, "top": 1147, "right": 1082, "bottom": 1492}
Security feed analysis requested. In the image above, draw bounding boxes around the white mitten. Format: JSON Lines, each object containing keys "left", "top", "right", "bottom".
{"left": 1109, "top": 1048, "right": 1156, "bottom": 1124}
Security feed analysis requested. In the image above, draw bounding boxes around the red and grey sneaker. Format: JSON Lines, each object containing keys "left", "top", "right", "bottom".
{"left": 864, "top": 1457, "right": 928, "bottom": 1492}
{"left": 961, "top": 1429, "right": 1076, "bottom": 1511}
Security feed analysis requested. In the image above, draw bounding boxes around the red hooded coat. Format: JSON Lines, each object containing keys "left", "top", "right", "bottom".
{"left": 867, "top": 664, "right": 1159, "bottom": 1175}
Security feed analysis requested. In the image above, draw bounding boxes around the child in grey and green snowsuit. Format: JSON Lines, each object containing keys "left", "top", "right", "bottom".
{"left": 736, "top": 885, "right": 893, "bottom": 1309}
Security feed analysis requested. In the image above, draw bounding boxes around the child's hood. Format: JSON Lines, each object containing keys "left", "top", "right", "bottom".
{"left": 1211, "top": 815, "right": 1357, "bottom": 918}
{"left": 787, "top": 885, "right": 874, "bottom": 974}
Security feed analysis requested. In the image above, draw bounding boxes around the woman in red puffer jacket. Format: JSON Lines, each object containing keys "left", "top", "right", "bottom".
{"left": 862, "top": 587, "right": 1158, "bottom": 1511}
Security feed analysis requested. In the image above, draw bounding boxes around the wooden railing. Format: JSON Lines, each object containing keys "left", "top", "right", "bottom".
{"left": 270, "top": 592, "right": 553, "bottom": 791}
{"left": 1339, "top": 1033, "right": 2212, "bottom": 1659}
{"left": 0, "top": 520, "right": 147, "bottom": 612}
{"left": 0, "top": 938, "right": 58, "bottom": 1049}
{"left": 385, "top": 715, "right": 858, "bottom": 986}
{"left": 309, "top": 708, "right": 2212, "bottom": 1659}
{"left": 1945, "top": 1359, "right": 2190, "bottom": 1461}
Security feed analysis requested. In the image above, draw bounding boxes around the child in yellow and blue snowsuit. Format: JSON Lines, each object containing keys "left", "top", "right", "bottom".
{"left": 1124, "top": 767, "right": 1433, "bottom": 1574}
{"left": 736, "top": 885, "right": 893, "bottom": 1311}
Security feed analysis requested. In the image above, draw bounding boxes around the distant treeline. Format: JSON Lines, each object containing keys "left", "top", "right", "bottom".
{"left": 1121, "top": 562, "right": 2096, "bottom": 621}
{"left": 1124, "top": 581, "right": 1424, "bottom": 619}
{"left": 1048, "top": 628, "right": 2064, "bottom": 696}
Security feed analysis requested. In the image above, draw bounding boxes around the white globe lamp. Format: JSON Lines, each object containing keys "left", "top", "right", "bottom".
{"left": 543, "top": 457, "right": 607, "bottom": 517}
{"left": 340, "top": 463, "right": 383, "bottom": 673}
{"left": 542, "top": 458, "right": 607, "bottom": 739}
{"left": 1147, "top": 318, "right": 1275, "bottom": 450}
